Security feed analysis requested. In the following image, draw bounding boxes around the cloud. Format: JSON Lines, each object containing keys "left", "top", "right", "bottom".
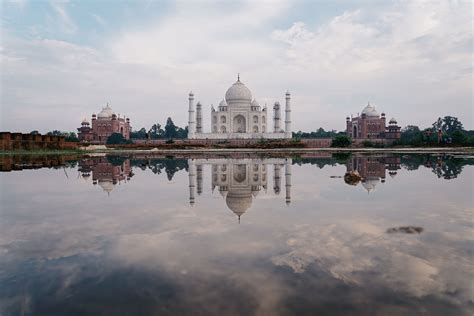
{"left": 1, "top": 0, "right": 472, "bottom": 133}
{"left": 49, "top": 1, "right": 77, "bottom": 34}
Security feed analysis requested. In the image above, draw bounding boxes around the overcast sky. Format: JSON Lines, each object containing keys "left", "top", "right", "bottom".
{"left": 1, "top": 0, "right": 472, "bottom": 133}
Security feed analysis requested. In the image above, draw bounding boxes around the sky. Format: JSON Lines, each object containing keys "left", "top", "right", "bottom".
{"left": 1, "top": 0, "right": 472, "bottom": 133}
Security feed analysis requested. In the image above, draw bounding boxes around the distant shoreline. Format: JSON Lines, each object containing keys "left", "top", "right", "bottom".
{"left": 1, "top": 147, "right": 473, "bottom": 156}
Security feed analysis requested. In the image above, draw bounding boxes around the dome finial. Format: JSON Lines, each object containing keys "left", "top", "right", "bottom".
{"left": 237, "top": 73, "right": 240, "bottom": 82}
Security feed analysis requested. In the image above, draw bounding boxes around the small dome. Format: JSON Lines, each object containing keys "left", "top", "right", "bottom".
{"left": 82, "top": 118, "right": 89, "bottom": 124}
{"left": 389, "top": 117, "right": 397, "bottom": 124}
{"left": 219, "top": 99, "right": 227, "bottom": 107}
{"left": 97, "top": 104, "right": 114, "bottom": 119}
{"left": 251, "top": 99, "right": 260, "bottom": 107}
{"left": 361, "top": 102, "right": 379, "bottom": 118}
{"left": 225, "top": 78, "right": 252, "bottom": 104}
{"left": 361, "top": 177, "right": 379, "bottom": 193}
{"left": 98, "top": 180, "right": 114, "bottom": 193}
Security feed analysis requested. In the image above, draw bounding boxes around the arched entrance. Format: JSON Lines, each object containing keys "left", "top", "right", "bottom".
{"left": 232, "top": 114, "right": 247, "bottom": 133}
{"left": 233, "top": 115, "right": 246, "bottom": 133}
{"left": 233, "top": 164, "right": 247, "bottom": 183}
{"left": 352, "top": 125, "right": 358, "bottom": 138}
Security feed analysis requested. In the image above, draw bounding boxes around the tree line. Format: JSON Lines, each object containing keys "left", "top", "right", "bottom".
{"left": 396, "top": 116, "right": 473, "bottom": 146}
{"left": 131, "top": 117, "right": 188, "bottom": 140}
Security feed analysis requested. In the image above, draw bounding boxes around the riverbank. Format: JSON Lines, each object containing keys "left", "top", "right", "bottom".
{"left": 1, "top": 147, "right": 473, "bottom": 156}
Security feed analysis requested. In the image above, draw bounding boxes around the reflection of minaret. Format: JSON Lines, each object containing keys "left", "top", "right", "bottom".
{"left": 273, "top": 164, "right": 282, "bottom": 195}
{"left": 196, "top": 164, "right": 203, "bottom": 195}
{"left": 188, "top": 159, "right": 196, "bottom": 206}
{"left": 285, "top": 159, "right": 292, "bottom": 205}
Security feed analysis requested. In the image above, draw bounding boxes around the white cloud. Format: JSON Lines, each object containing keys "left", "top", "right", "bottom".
{"left": 49, "top": 1, "right": 77, "bottom": 34}
{"left": 1, "top": 0, "right": 472, "bottom": 133}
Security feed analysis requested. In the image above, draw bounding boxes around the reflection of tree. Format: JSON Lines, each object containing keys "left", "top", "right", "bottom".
{"left": 129, "top": 158, "right": 188, "bottom": 181}
{"left": 400, "top": 155, "right": 473, "bottom": 180}
{"left": 430, "top": 157, "right": 465, "bottom": 180}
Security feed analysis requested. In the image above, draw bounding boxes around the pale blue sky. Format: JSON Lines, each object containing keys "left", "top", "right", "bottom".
{"left": 1, "top": 0, "right": 472, "bottom": 132}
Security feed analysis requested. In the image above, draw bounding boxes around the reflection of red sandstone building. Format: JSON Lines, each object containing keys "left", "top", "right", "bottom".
{"left": 346, "top": 103, "right": 401, "bottom": 140}
{"left": 79, "top": 158, "right": 133, "bottom": 194}
{"left": 346, "top": 156, "right": 401, "bottom": 193}
{"left": 78, "top": 104, "right": 131, "bottom": 143}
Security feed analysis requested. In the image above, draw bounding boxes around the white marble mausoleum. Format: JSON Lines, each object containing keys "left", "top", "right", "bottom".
{"left": 187, "top": 75, "right": 292, "bottom": 139}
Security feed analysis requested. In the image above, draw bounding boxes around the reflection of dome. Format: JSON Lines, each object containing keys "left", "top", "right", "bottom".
{"left": 389, "top": 171, "right": 398, "bottom": 178}
{"left": 361, "top": 178, "right": 379, "bottom": 193}
{"left": 361, "top": 102, "right": 379, "bottom": 117}
{"left": 226, "top": 190, "right": 252, "bottom": 218}
{"left": 97, "top": 104, "right": 114, "bottom": 119}
{"left": 225, "top": 78, "right": 252, "bottom": 104}
{"left": 98, "top": 180, "right": 114, "bottom": 193}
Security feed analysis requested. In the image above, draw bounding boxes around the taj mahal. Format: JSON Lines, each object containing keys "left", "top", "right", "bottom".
{"left": 187, "top": 75, "right": 291, "bottom": 139}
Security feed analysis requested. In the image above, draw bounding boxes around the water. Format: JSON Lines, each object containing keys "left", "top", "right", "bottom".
{"left": 0, "top": 153, "right": 473, "bottom": 316}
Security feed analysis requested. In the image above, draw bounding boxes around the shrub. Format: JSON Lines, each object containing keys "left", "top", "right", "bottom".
{"left": 107, "top": 133, "right": 131, "bottom": 144}
{"left": 362, "top": 140, "right": 374, "bottom": 147}
{"left": 331, "top": 135, "right": 352, "bottom": 147}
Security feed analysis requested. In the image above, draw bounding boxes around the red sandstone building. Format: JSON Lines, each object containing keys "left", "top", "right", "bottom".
{"left": 346, "top": 103, "right": 401, "bottom": 140}
{"left": 78, "top": 104, "right": 131, "bottom": 143}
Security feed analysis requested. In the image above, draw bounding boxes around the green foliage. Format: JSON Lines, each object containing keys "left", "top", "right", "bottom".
{"left": 30, "top": 130, "right": 39, "bottom": 135}
{"left": 64, "top": 132, "right": 79, "bottom": 142}
{"left": 165, "top": 139, "right": 175, "bottom": 144}
{"left": 331, "top": 135, "right": 352, "bottom": 147}
{"left": 432, "top": 116, "right": 463, "bottom": 134}
{"left": 130, "top": 128, "right": 147, "bottom": 139}
{"left": 362, "top": 140, "right": 374, "bottom": 147}
{"left": 451, "top": 130, "right": 466, "bottom": 144}
{"left": 293, "top": 128, "right": 338, "bottom": 139}
{"left": 107, "top": 133, "right": 131, "bottom": 144}
{"left": 46, "top": 130, "right": 79, "bottom": 142}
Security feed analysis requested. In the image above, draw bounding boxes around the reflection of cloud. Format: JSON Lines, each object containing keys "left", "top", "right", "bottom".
{"left": 271, "top": 219, "right": 473, "bottom": 305}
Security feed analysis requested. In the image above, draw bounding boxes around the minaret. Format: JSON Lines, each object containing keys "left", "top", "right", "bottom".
{"left": 273, "top": 102, "right": 281, "bottom": 133}
{"left": 188, "top": 159, "right": 196, "bottom": 206}
{"left": 273, "top": 164, "right": 282, "bottom": 195}
{"left": 285, "top": 91, "right": 291, "bottom": 139}
{"left": 188, "top": 91, "right": 195, "bottom": 139}
{"left": 196, "top": 102, "right": 202, "bottom": 134}
{"left": 196, "top": 164, "right": 203, "bottom": 195}
{"left": 285, "top": 158, "right": 292, "bottom": 205}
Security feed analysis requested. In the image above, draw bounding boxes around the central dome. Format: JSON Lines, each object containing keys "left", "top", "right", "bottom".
{"left": 97, "top": 104, "right": 114, "bottom": 119}
{"left": 225, "top": 78, "right": 252, "bottom": 104}
{"left": 361, "top": 102, "right": 379, "bottom": 118}
{"left": 226, "top": 190, "right": 252, "bottom": 217}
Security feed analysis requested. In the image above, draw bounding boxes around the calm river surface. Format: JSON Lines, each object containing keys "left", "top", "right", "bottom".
{"left": 0, "top": 153, "right": 473, "bottom": 316}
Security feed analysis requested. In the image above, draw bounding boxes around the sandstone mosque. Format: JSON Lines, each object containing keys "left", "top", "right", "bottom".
{"left": 346, "top": 102, "right": 401, "bottom": 140}
{"left": 77, "top": 103, "right": 131, "bottom": 143}
{"left": 187, "top": 75, "right": 291, "bottom": 139}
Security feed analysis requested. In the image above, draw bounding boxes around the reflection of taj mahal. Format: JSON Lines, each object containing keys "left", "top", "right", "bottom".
{"left": 188, "top": 158, "right": 292, "bottom": 221}
{"left": 187, "top": 75, "right": 292, "bottom": 139}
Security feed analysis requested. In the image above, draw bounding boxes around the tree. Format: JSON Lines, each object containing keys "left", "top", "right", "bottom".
{"left": 164, "top": 117, "right": 177, "bottom": 139}
{"left": 65, "top": 132, "right": 79, "bottom": 142}
{"left": 331, "top": 135, "right": 351, "bottom": 147}
{"left": 400, "top": 125, "right": 423, "bottom": 145}
{"left": 432, "top": 116, "right": 464, "bottom": 134}
{"left": 150, "top": 123, "right": 164, "bottom": 139}
{"left": 130, "top": 128, "right": 147, "bottom": 139}
{"left": 107, "top": 133, "right": 130, "bottom": 144}
{"left": 451, "top": 130, "right": 466, "bottom": 145}
{"left": 30, "top": 130, "right": 39, "bottom": 135}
